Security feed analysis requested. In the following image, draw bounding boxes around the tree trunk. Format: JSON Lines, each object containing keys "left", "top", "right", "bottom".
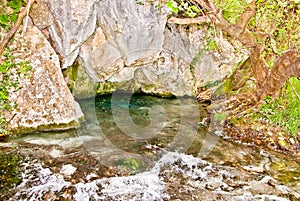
{"left": 256, "top": 49, "right": 300, "bottom": 100}
{"left": 249, "top": 45, "right": 269, "bottom": 89}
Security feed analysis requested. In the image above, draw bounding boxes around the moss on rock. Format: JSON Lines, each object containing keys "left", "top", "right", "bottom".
{"left": 96, "top": 82, "right": 118, "bottom": 96}
{"left": 0, "top": 150, "right": 23, "bottom": 196}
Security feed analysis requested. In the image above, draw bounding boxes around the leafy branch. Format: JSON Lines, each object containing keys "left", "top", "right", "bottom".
{"left": 0, "top": 0, "right": 36, "bottom": 56}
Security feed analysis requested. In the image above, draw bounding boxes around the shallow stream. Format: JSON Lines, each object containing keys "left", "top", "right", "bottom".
{"left": 2, "top": 94, "right": 300, "bottom": 200}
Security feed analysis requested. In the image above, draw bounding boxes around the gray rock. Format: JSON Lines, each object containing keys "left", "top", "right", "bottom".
{"left": 44, "top": 0, "right": 97, "bottom": 68}
{"left": 60, "top": 164, "right": 77, "bottom": 177}
{"left": 5, "top": 0, "right": 246, "bottom": 134}
{"left": 6, "top": 24, "right": 83, "bottom": 134}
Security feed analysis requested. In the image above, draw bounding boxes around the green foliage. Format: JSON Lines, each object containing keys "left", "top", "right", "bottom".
{"left": 166, "top": 0, "right": 201, "bottom": 18}
{"left": 215, "top": 0, "right": 248, "bottom": 24}
{"left": 0, "top": 49, "right": 32, "bottom": 135}
{"left": 215, "top": 0, "right": 300, "bottom": 55}
{"left": 214, "top": 113, "right": 227, "bottom": 121}
{"left": 0, "top": 150, "right": 23, "bottom": 194}
{"left": 206, "top": 39, "right": 219, "bottom": 51}
{"left": 203, "top": 25, "right": 219, "bottom": 51}
{"left": 0, "top": 0, "right": 26, "bottom": 30}
{"left": 257, "top": 78, "right": 300, "bottom": 136}
{"left": 7, "top": 0, "right": 26, "bottom": 12}
{"left": 114, "top": 158, "right": 141, "bottom": 174}
{"left": 249, "top": 0, "right": 300, "bottom": 66}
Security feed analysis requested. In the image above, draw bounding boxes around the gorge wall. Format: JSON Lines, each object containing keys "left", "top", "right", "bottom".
{"left": 5, "top": 0, "right": 244, "bottom": 134}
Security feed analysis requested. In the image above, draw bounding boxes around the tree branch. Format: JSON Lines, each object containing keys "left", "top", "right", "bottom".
{"left": 194, "top": 0, "right": 218, "bottom": 13}
{"left": 234, "top": 1, "right": 256, "bottom": 34}
{"left": 167, "top": 0, "right": 258, "bottom": 48}
{"left": 168, "top": 16, "right": 211, "bottom": 24}
{"left": 0, "top": 0, "right": 36, "bottom": 56}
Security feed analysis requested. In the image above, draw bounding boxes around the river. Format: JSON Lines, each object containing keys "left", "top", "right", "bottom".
{"left": 1, "top": 93, "right": 300, "bottom": 200}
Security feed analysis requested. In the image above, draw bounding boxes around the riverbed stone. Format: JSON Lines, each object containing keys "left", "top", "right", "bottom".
{"left": 5, "top": 23, "right": 83, "bottom": 134}
{"left": 60, "top": 164, "right": 77, "bottom": 177}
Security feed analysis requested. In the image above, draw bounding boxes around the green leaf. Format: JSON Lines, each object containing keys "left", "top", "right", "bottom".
{"left": 8, "top": 0, "right": 24, "bottom": 12}
{"left": 186, "top": 10, "right": 197, "bottom": 18}
{"left": 190, "top": 5, "right": 201, "bottom": 13}
{"left": 207, "top": 39, "right": 219, "bottom": 50}
{"left": 0, "top": 92, "right": 8, "bottom": 100}
{"left": 10, "top": 13, "right": 18, "bottom": 23}
{"left": 0, "top": 65, "right": 8, "bottom": 73}
{"left": 0, "top": 14, "right": 9, "bottom": 26}
{"left": 166, "top": 1, "right": 179, "bottom": 13}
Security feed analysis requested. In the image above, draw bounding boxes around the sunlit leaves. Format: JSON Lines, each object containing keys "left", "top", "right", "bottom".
{"left": 7, "top": 0, "right": 26, "bottom": 12}
{"left": 166, "top": 0, "right": 201, "bottom": 18}
{"left": 258, "top": 78, "right": 300, "bottom": 136}
{"left": 166, "top": 1, "right": 179, "bottom": 13}
{"left": 215, "top": 0, "right": 248, "bottom": 24}
{"left": 0, "top": 0, "right": 26, "bottom": 30}
{"left": 236, "top": 0, "right": 300, "bottom": 69}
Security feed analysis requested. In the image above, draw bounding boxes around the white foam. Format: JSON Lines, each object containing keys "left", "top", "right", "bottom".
{"left": 9, "top": 152, "right": 299, "bottom": 201}
{"left": 73, "top": 171, "right": 167, "bottom": 201}
{"left": 10, "top": 163, "right": 71, "bottom": 201}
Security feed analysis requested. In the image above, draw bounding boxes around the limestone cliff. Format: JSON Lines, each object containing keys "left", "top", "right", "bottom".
{"left": 4, "top": 0, "right": 243, "bottom": 134}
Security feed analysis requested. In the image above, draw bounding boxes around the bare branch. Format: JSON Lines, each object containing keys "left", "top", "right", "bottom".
{"left": 22, "top": 0, "right": 32, "bottom": 35}
{"left": 269, "top": 8, "right": 280, "bottom": 35}
{"left": 193, "top": 0, "right": 218, "bottom": 13}
{"left": 234, "top": 1, "right": 256, "bottom": 34}
{"left": 168, "top": 16, "right": 211, "bottom": 24}
{"left": 0, "top": 0, "right": 36, "bottom": 56}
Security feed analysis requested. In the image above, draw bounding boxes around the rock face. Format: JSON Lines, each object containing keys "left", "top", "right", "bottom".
{"left": 5, "top": 24, "right": 83, "bottom": 134}
{"left": 4, "top": 0, "right": 243, "bottom": 133}
{"left": 31, "top": 0, "right": 240, "bottom": 99}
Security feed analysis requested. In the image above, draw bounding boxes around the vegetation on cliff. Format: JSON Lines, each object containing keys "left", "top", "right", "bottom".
{"left": 165, "top": 0, "right": 300, "bottom": 152}
{"left": 0, "top": 0, "right": 33, "bottom": 137}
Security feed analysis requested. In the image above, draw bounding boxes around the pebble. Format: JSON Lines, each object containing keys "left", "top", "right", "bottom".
{"left": 49, "top": 148, "right": 63, "bottom": 158}
{"left": 60, "top": 164, "right": 77, "bottom": 177}
{"left": 289, "top": 138, "right": 295, "bottom": 144}
{"left": 242, "top": 165, "right": 264, "bottom": 173}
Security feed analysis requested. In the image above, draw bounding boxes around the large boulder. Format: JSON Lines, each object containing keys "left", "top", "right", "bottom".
{"left": 5, "top": 23, "right": 83, "bottom": 134}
